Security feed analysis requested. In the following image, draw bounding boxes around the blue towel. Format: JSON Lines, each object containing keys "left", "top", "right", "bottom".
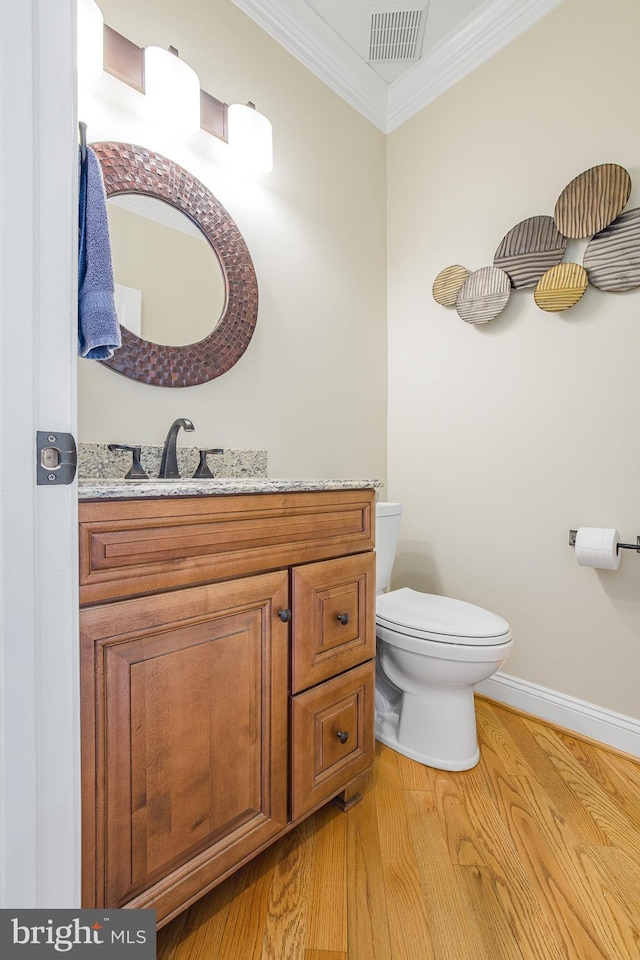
{"left": 78, "top": 146, "right": 121, "bottom": 359}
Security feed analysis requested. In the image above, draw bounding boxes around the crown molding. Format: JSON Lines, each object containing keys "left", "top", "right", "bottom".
{"left": 387, "top": 0, "right": 564, "bottom": 132}
{"left": 232, "top": 0, "right": 389, "bottom": 131}
{"left": 232, "top": 0, "right": 564, "bottom": 133}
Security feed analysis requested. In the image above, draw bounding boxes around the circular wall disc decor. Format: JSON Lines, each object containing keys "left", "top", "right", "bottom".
{"left": 432, "top": 265, "right": 469, "bottom": 306}
{"left": 554, "top": 163, "right": 631, "bottom": 240}
{"left": 493, "top": 215, "right": 568, "bottom": 289}
{"left": 456, "top": 266, "right": 511, "bottom": 324}
{"left": 93, "top": 142, "right": 259, "bottom": 388}
{"left": 583, "top": 207, "right": 640, "bottom": 292}
{"left": 533, "top": 262, "right": 588, "bottom": 312}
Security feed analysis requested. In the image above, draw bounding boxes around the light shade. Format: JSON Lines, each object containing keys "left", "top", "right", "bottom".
{"left": 77, "top": 0, "right": 104, "bottom": 83}
{"left": 144, "top": 46, "right": 201, "bottom": 136}
{"left": 228, "top": 103, "right": 273, "bottom": 174}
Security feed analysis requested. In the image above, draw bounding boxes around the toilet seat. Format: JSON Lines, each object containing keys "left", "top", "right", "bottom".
{"left": 376, "top": 587, "right": 512, "bottom": 647}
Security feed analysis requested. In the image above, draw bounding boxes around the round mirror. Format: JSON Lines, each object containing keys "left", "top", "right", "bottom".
{"left": 107, "top": 195, "right": 226, "bottom": 346}
{"left": 93, "top": 142, "right": 258, "bottom": 387}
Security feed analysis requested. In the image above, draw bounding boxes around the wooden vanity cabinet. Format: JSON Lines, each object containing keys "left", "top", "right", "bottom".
{"left": 79, "top": 488, "right": 375, "bottom": 926}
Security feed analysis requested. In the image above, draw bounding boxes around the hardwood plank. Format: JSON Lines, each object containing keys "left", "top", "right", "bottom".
{"left": 209, "top": 848, "right": 286, "bottom": 960}
{"left": 588, "top": 845, "right": 640, "bottom": 919}
{"left": 405, "top": 789, "right": 511, "bottom": 960}
{"left": 475, "top": 697, "right": 532, "bottom": 776}
{"left": 457, "top": 865, "right": 527, "bottom": 960}
{"left": 509, "top": 775, "right": 617, "bottom": 959}
{"left": 557, "top": 729, "right": 640, "bottom": 836}
{"left": 431, "top": 767, "right": 488, "bottom": 867}
{"left": 372, "top": 745, "right": 435, "bottom": 959}
{"left": 439, "top": 771, "right": 567, "bottom": 959}
{"left": 168, "top": 841, "right": 282, "bottom": 960}
{"left": 259, "top": 817, "right": 315, "bottom": 960}
{"left": 490, "top": 709, "right": 607, "bottom": 844}
{"left": 394, "top": 745, "right": 438, "bottom": 796}
{"left": 520, "top": 715, "right": 640, "bottom": 848}
{"left": 305, "top": 952, "right": 348, "bottom": 960}
{"left": 156, "top": 910, "right": 186, "bottom": 960}
{"left": 570, "top": 846, "right": 640, "bottom": 959}
{"left": 158, "top": 705, "right": 640, "bottom": 960}
{"left": 345, "top": 763, "right": 393, "bottom": 960}
{"left": 305, "top": 804, "right": 347, "bottom": 953}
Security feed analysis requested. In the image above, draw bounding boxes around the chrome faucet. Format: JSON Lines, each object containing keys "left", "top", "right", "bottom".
{"left": 158, "top": 418, "right": 195, "bottom": 479}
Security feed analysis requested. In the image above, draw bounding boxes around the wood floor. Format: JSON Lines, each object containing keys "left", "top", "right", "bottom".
{"left": 157, "top": 697, "right": 640, "bottom": 960}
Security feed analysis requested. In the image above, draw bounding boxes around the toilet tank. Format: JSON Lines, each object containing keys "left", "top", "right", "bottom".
{"left": 375, "top": 502, "right": 403, "bottom": 593}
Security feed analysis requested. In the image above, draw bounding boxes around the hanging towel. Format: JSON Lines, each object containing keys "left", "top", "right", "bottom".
{"left": 78, "top": 146, "right": 121, "bottom": 359}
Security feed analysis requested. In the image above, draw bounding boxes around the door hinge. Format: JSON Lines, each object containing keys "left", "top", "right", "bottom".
{"left": 36, "top": 431, "right": 77, "bottom": 485}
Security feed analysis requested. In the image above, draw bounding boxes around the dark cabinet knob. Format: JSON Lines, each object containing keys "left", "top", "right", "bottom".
{"left": 278, "top": 609, "right": 291, "bottom": 623}
{"left": 336, "top": 730, "right": 349, "bottom": 744}
{"left": 336, "top": 613, "right": 350, "bottom": 625}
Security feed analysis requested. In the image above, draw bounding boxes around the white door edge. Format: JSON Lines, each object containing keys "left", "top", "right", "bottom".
{"left": 0, "top": 0, "right": 80, "bottom": 907}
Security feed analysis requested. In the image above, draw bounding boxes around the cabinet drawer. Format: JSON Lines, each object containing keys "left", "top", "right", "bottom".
{"left": 290, "top": 661, "right": 375, "bottom": 820}
{"left": 291, "top": 552, "right": 375, "bottom": 693}
{"left": 79, "top": 489, "right": 374, "bottom": 604}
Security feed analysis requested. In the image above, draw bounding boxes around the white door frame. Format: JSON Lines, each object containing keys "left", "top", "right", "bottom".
{"left": 0, "top": 0, "right": 80, "bottom": 907}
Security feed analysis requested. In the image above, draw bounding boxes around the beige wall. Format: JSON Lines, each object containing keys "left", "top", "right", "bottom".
{"left": 79, "top": 0, "right": 388, "bottom": 482}
{"left": 81, "top": 0, "right": 640, "bottom": 722}
{"left": 387, "top": 0, "right": 640, "bottom": 719}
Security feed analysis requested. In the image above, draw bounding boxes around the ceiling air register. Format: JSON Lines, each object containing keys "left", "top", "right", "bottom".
{"left": 367, "top": 3, "right": 428, "bottom": 63}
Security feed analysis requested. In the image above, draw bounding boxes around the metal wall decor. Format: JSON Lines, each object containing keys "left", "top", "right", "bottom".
{"left": 493, "top": 215, "right": 567, "bottom": 289}
{"left": 433, "top": 162, "right": 635, "bottom": 324}
{"left": 583, "top": 208, "right": 640, "bottom": 292}
{"left": 554, "top": 164, "right": 631, "bottom": 239}
{"left": 456, "top": 266, "right": 511, "bottom": 324}
{"left": 533, "top": 263, "right": 588, "bottom": 312}
{"left": 94, "top": 142, "right": 258, "bottom": 387}
{"left": 432, "top": 265, "right": 469, "bottom": 306}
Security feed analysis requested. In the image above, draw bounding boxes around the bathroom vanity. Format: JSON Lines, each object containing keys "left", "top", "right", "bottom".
{"left": 78, "top": 480, "right": 377, "bottom": 926}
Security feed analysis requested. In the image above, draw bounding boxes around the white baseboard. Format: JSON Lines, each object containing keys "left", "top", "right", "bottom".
{"left": 475, "top": 673, "right": 640, "bottom": 759}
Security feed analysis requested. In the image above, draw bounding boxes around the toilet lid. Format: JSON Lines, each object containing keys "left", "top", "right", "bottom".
{"left": 376, "top": 588, "right": 511, "bottom": 645}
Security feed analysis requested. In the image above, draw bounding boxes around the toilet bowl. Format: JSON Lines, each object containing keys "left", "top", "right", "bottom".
{"left": 375, "top": 503, "right": 513, "bottom": 771}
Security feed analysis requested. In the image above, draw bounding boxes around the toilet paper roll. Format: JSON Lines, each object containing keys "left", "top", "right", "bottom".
{"left": 574, "top": 527, "right": 621, "bottom": 570}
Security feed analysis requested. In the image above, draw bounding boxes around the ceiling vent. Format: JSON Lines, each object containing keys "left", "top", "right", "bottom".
{"left": 367, "top": 3, "right": 429, "bottom": 63}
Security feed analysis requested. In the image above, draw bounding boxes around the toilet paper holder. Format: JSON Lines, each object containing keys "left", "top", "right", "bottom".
{"left": 569, "top": 530, "right": 640, "bottom": 553}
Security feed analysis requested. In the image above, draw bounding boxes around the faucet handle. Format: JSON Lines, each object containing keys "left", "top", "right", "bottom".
{"left": 108, "top": 444, "right": 148, "bottom": 480}
{"left": 193, "top": 448, "right": 224, "bottom": 479}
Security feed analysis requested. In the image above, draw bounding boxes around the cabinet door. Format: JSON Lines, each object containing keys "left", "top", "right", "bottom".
{"left": 292, "top": 552, "right": 375, "bottom": 693}
{"left": 290, "top": 661, "right": 375, "bottom": 820}
{"left": 81, "top": 571, "right": 289, "bottom": 922}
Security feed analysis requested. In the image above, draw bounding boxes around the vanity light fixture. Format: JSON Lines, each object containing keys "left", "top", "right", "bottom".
{"left": 77, "top": 0, "right": 104, "bottom": 84}
{"left": 144, "top": 45, "right": 201, "bottom": 136}
{"left": 227, "top": 102, "right": 273, "bottom": 174}
{"left": 80, "top": 6, "right": 273, "bottom": 171}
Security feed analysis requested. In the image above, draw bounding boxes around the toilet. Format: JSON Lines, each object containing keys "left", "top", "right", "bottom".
{"left": 375, "top": 502, "right": 514, "bottom": 771}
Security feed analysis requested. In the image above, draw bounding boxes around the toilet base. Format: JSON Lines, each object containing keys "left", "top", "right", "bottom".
{"left": 375, "top": 712, "right": 480, "bottom": 771}
{"left": 375, "top": 671, "right": 481, "bottom": 771}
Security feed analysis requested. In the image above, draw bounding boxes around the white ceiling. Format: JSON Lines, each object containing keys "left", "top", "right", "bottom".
{"left": 231, "top": 0, "right": 563, "bottom": 132}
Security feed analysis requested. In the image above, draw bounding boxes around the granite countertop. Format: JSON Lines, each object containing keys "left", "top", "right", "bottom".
{"left": 78, "top": 477, "right": 383, "bottom": 500}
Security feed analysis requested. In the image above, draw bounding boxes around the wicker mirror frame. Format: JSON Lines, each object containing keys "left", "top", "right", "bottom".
{"left": 93, "top": 142, "right": 258, "bottom": 387}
